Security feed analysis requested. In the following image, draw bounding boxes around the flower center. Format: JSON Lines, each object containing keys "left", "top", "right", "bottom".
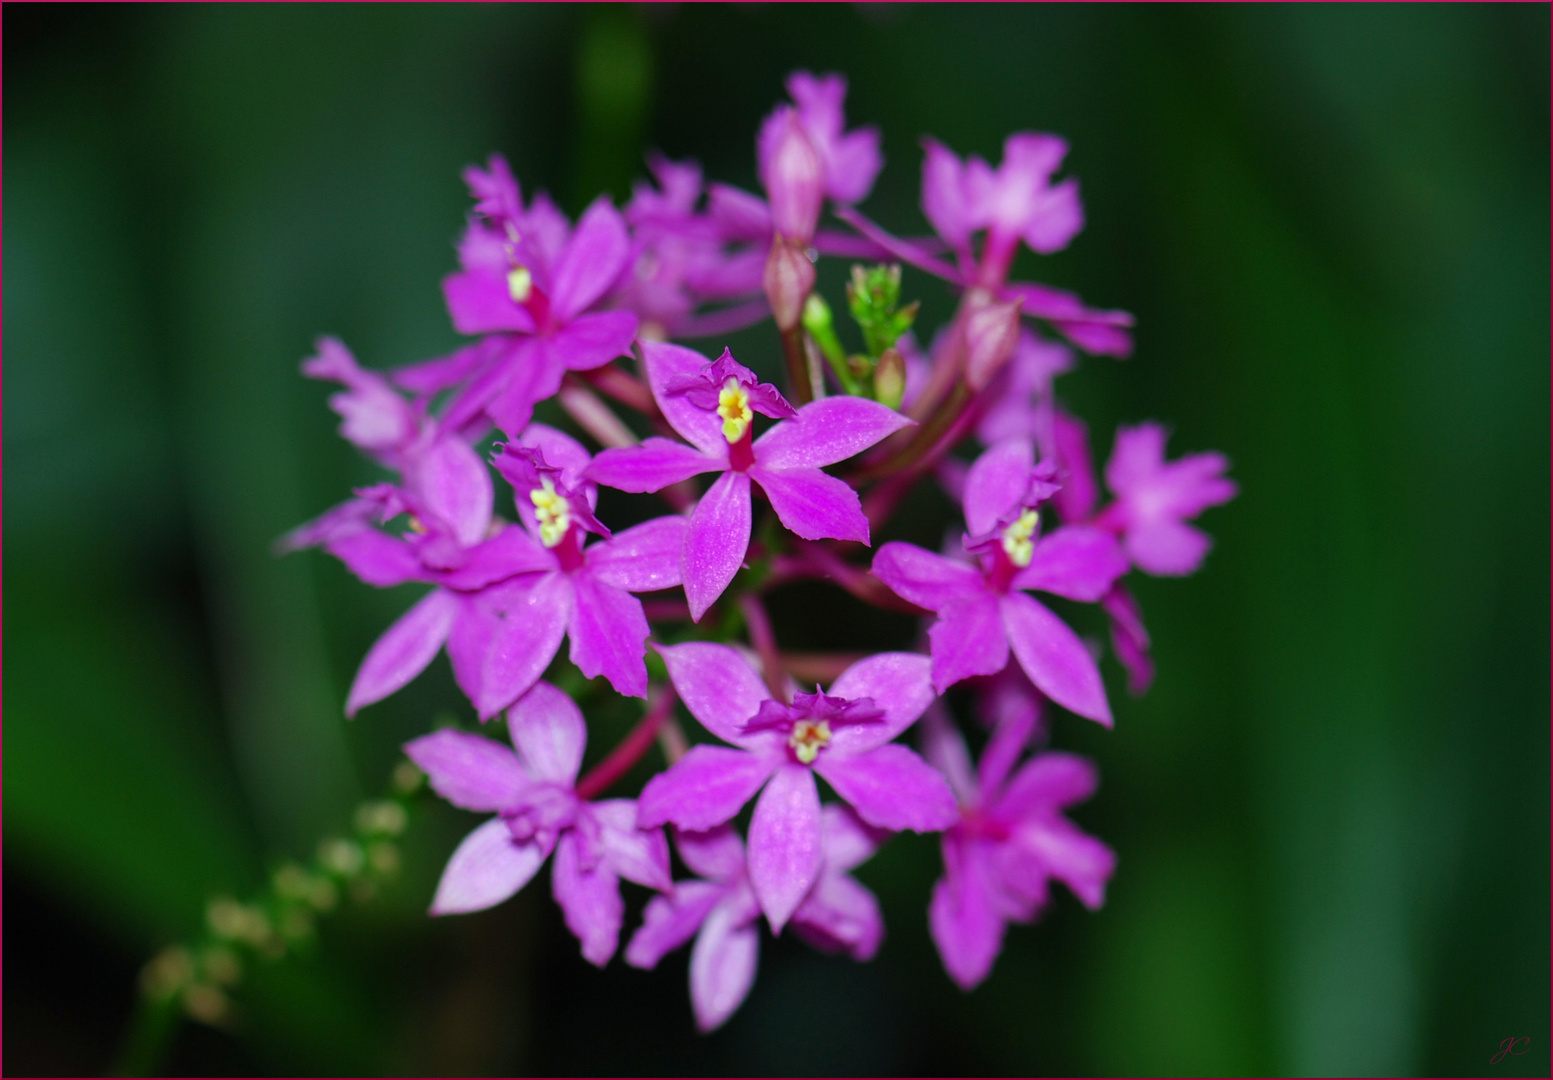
{"left": 507, "top": 265, "right": 533, "bottom": 303}
{"left": 1000, "top": 508, "right": 1039, "bottom": 568}
{"left": 530, "top": 476, "right": 572, "bottom": 547}
{"left": 716, "top": 378, "right": 754, "bottom": 443}
{"left": 788, "top": 719, "right": 832, "bottom": 764}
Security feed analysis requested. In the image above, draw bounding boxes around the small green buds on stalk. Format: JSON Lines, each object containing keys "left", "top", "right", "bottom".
{"left": 802, "top": 293, "right": 865, "bottom": 395}
{"left": 801, "top": 264, "right": 920, "bottom": 406}
{"left": 847, "top": 263, "right": 918, "bottom": 360}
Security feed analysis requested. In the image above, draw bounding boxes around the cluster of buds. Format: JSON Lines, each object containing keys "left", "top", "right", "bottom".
{"left": 285, "top": 70, "right": 1235, "bottom": 1030}
{"left": 139, "top": 764, "right": 422, "bottom": 1027}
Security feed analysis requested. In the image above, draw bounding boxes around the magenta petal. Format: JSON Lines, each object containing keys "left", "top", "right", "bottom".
{"left": 928, "top": 836, "right": 1006, "bottom": 991}
{"left": 326, "top": 529, "right": 427, "bottom": 588}
{"left": 682, "top": 471, "right": 751, "bottom": 621}
{"left": 430, "top": 818, "right": 551, "bottom": 915}
{"left": 477, "top": 572, "right": 573, "bottom": 719}
{"left": 412, "top": 437, "right": 493, "bottom": 547}
{"left": 690, "top": 898, "right": 760, "bottom": 1032}
{"left": 976, "top": 708, "right": 1040, "bottom": 803}
{"left": 920, "top": 704, "right": 980, "bottom": 806}
{"left": 1008, "top": 819, "right": 1115, "bottom": 910}
{"left": 928, "top": 591, "right": 1010, "bottom": 693}
{"left": 994, "top": 752, "right": 1099, "bottom": 818}
{"left": 640, "top": 341, "right": 729, "bottom": 455}
{"left": 1103, "top": 584, "right": 1154, "bottom": 697}
{"left": 551, "top": 831, "right": 625, "bottom": 967}
{"left": 999, "top": 591, "right": 1111, "bottom": 726}
{"left": 347, "top": 588, "right": 456, "bottom": 716}
{"left": 792, "top": 871, "right": 883, "bottom": 961}
{"left": 446, "top": 595, "right": 498, "bottom": 710}
{"left": 568, "top": 572, "right": 650, "bottom": 698}
{"left": 655, "top": 642, "right": 770, "bottom": 747}
{"left": 1013, "top": 526, "right": 1128, "bottom": 602}
{"left": 550, "top": 197, "right": 631, "bottom": 321}
{"left": 963, "top": 438, "right": 1036, "bottom": 537}
{"left": 921, "top": 138, "right": 972, "bottom": 249}
{"left": 516, "top": 423, "right": 594, "bottom": 486}
{"left": 393, "top": 338, "right": 499, "bottom": 396}
{"left": 1051, "top": 409, "right": 1097, "bottom": 523}
{"left": 708, "top": 181, "right": 772, "bottom": 241}
{"left": 1125, "top": 520, "right": 1213, "bottom": 577}
{"left": 507, "top": 680, "right": 587, "bottom": 786}
{"left": 442, "top": 270, "right": 536, "bottom": 335}
{"left": 637, "top": 746, "right": 776, "bottom": 830}
{"left": 752, "top": 397, "right": 914, "bottom": 469}
{"left": 675, "top": 824, "right": 747, "bottom": 881}
{"left": 817, "top": 803, "right": 887, "bottom": 875}
{"left": 404, "top": 730, "right": 527, "bottom": 812}
{"left": 747, "top": 763, "right": 823, "bottom": 932}
{"left": 826, "top": 652, "right": 935, "bottom": 752}
{"left": 816, "top": 744, "right": 958, "bottom": 832}
{"left": 588, "top": 799, "right": 673, "bottom": 891}
{"left": 585, "top": 516, "right": 688, "bottom": 592}
{"left": 550, "top": 310, "right": 639, "bottom": 372}
{"left": 750, "top": 465, "right": 868, "bottom": 544}
{"left": 438, "top": 526, "right": 556, "bottom": 591}
{"left": 626, "top": 880, "right": 725, "bottom": 970}
{"left": 487, "top": 339, "right": 565, "bottom": 437}
{"left": 587, "top": 438, "right": 720, "bottom": 493}
{"left": 871, "top": 542, "right": 984, "bottom": 612}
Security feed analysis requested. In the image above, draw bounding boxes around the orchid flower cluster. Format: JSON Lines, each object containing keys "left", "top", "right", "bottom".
{"left": 286, "top": 71, "right": 1234, "bottom": 1031}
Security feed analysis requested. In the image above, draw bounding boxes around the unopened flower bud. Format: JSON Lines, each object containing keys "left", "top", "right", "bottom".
{"left": 963, "top": 298, "right": 1024, "bottom": 390}
{"left": 764, "top": 238, "right": 816, "bottom": 332}
{"left": 874, "top": 347, "right": 906, "bottom": 409}
{"left": 761, "top": 110, "right": 823, "bottom": 244}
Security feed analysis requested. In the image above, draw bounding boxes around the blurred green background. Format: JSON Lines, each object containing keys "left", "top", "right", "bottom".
{"left": 6, "top": 4, "right": 1548, "bottom": 1076}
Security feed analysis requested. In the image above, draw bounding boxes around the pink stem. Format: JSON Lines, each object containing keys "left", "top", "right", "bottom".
{"left": 560, "top": 378, "right": 639, "bottom": 449}
{"left": 574, "top": 685, "right": 677, "bottom": 801}
{"left": 584, "top": 364, "right": 659, "bottom": 419}
{"left": 862, "top": 390, "right": 987, "bottom": 530}
{"left": 770, "top": 541, "right": 927, "bottom": 615}
{"left": 739, "top": 593, "right": 789, "bottom": 703}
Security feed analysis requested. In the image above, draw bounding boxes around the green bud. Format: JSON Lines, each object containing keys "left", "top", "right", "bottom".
{"left": 803, "top": 292, "right": 865, "bottom": 395}
{"left": 874, "top": 347, "right": 907, "bottom": 410}
{"left": 846, "top": 263, "right": 918, "bottom": 358}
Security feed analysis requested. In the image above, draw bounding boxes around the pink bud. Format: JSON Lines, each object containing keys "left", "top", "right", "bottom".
{"left": 763, "top": 238, "right": 816, "bottom": 332}
{"left": 963, "top": 297, "right": 1024, "bottom": 390}
{"left": 760, "top": 109, "right": 823, "bottom": 244}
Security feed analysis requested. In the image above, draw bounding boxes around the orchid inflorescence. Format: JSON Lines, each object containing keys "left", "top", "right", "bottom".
{"left": 285, "top": 70, "right": 1235, "bottom": 1032}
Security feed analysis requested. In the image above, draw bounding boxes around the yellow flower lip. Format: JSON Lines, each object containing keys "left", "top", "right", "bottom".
{"left": 788, "top": 719, "right": 832, "bottom": 764}
{"left": 1000, "top": 507, "right": 1040, "bottom": 567}
{"left": 530, "top": 476, "right": 572, "bottom": 547}
{"left": 716, "top": 377, "right": 754, "bottom": 443}
{"left": 507, "top": 265, "right": 533, "bottom": 304}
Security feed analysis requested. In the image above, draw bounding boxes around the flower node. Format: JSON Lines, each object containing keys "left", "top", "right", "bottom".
{"left": 530, "top": 476, "right": 573, "bottom": 547}
{"left": 717, "top": 378, "right": 754, "bottom": 443}
{"left": 1001, "top": 508, "right": 1040, "bottom": 567}
{"left": 788, "top": 719, "right": 832, "bottom": 764}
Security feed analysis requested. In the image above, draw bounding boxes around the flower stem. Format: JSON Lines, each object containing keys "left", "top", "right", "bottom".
{"left": 767, "top": 541, "right": 927, "bottom": 615}
{"left": 560, "top": 377, "right": 639, "bottom": 449}
{"left": 575, "top": 685, "right": 678, "bottom": 801}
{"left": 780, "top": 323, "right": 816, "bottom": 405}
{"left": 583, "top": 363, "right": 659, "bottom": 419}
{"left": 739, "top": 593, "right": 789, "bottom": 702}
